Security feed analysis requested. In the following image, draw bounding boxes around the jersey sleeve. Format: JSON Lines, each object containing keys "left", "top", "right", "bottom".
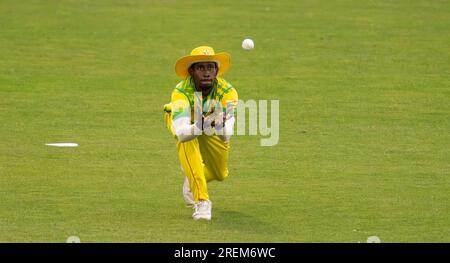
{"left": 170, "top": 89, "right": 191, "bottom": 121}
{"left": 220, "top": 87, "right": 238, "bottom": 116}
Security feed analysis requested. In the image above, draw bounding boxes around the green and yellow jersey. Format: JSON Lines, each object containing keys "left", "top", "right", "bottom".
{"left": 169, "top": 77, "right": 238, "bottom": 123}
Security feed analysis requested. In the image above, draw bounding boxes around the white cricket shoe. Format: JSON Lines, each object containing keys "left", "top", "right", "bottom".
{"left": 183, "top": 176, "right": 195, "bottom": 207}
{"left": 192, "top": 200, "right": 212, "bottom": 221}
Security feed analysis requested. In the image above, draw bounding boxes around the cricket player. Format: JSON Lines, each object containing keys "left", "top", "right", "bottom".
{"left": 163, "top": 46, "right": 238, "bottom": 221}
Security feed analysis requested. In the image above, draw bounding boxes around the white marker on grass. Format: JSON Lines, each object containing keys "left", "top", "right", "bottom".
{"left": 66, "top": 236, "right": 81, "bottom": 243}
{"left": 367, "top": 236, "right": 381, "bottom": 243}
{"left": 45, "top": 143, "right": 79, "bottom": 147}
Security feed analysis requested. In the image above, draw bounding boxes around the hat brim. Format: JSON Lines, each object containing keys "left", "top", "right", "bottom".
{"left": 175, "top": 52, "right": 230, "bottom": 78}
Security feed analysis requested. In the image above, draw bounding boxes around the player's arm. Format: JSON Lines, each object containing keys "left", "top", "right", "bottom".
{"left": 216, "top": 88, "right": 238, "bottom": 142}
{"left": 171, "top": 91, "right": 202, "bottom": 142}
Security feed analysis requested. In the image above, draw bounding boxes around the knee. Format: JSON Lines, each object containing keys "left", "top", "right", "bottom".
{"left": 216, "top": 169, "right": 229, "bottom": 181}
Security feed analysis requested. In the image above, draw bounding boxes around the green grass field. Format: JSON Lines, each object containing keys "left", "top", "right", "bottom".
{"left": 1, "top": 0, "right": 449, "bottom": 242}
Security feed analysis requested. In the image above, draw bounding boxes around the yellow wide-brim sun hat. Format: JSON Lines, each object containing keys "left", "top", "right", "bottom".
{"left": 175, "top": 46, "right": 230, "bottom": 78}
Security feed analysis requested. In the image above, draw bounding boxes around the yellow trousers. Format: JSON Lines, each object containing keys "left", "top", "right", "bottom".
{"left": 165, "top": 109, "right": 230, "bottom": 202}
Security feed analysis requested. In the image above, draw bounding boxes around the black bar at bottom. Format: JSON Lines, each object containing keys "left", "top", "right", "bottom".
{"left": 0, "top": 243, "right": 448, "bottom": 261}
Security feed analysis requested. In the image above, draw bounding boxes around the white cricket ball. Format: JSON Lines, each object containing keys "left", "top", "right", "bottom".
{"left": 242, "top": 39, "right": 254, "bottom": 50}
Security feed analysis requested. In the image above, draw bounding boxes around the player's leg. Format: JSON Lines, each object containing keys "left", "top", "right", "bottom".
{"left": 197, "top": 135, "right": 230, "bottom": 182}
{"left": 181, "top": 166, "right": 195, "bottom": 207}
{"left": 177, "top": 140, "right": 213, "bottom": 221}
{"left": 190, "top": 135, "right": 228, "bottom": 221}
{"left": 177, "top": 139, "right": 209, "bottom": 202}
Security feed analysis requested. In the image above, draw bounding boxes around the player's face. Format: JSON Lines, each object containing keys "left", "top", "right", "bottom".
{"left": 189, "top": 62, "right": 218, "bottom": 90}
